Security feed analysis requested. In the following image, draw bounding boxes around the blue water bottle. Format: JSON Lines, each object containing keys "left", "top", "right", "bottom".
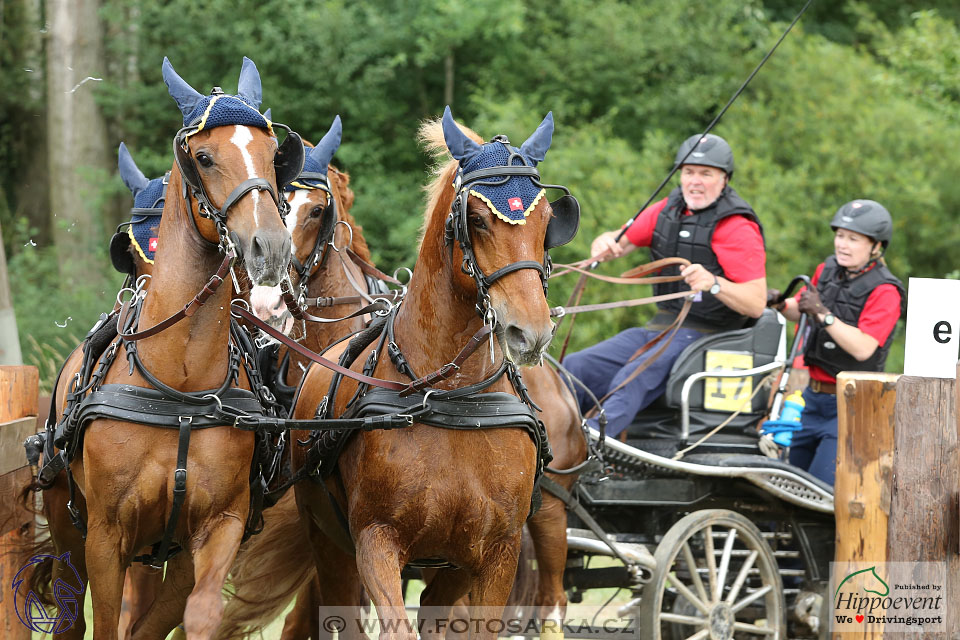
{"left": 761, "top": 390, "right": 805, "bottom": 446}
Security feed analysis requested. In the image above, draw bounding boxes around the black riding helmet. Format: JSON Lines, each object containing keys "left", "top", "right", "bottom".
{"left": 830, "top": 199, "right": 893, "bottom": 248}
{"left": 675, "top": 133, "right": 735, "bottom": 178}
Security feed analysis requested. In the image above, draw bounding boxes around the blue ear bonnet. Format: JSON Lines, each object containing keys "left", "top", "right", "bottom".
{"left": 132, "top": 175, "right": 168, "bottom": 214}
{"left": 462, "top": 143, "right": 545, "bottom": 224}
{"left": 181, "top": 94, "right": 271, "bottom": 132}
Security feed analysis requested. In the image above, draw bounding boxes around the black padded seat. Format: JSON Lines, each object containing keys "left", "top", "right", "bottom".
{"left": 627, "top": 309, "right": 784, "bottom": 440}
{"left": 625, "top": 431, "right": 764, "bottom": 459}
{"left": 681, "top": 452, "right": 834, "bottom": 494}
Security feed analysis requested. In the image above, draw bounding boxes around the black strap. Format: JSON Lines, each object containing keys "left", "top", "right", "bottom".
{"left": 143, "top": 415, "right": 193, "bottom": 568}
{"left": 539, "top": 475, "right": 636, "bottom": 567}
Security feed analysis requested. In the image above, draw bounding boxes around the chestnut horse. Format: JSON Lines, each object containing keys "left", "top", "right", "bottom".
{"left": 219, "top": 119, "right": 588, "bottom": 640}
{"left": 31, "top": 57, "right": 298, "bottom": 640}
{"left": 279, "top": 106, "right": 573, "bottom": 640}
{"left": 216, "top": 120, "right": 378, "bottom": 640}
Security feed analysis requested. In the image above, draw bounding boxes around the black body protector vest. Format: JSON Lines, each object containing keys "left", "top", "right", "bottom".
{"left": 650, "top": 186, "right": 764, "bottom": 331}
{"left": 803, "top": 255, "right": 906, "bottom": 378}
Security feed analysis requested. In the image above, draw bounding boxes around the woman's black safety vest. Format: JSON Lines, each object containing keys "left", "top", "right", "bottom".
{"left": 803, "top": 255, "right": 905, "bottom": 378}
{"left": 649, "top": 186, "right": 764, "bottom": 331}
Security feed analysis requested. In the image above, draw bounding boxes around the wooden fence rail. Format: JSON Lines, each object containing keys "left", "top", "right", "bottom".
{"left": 0, "top": 365, "right": 37, "bottom": 639}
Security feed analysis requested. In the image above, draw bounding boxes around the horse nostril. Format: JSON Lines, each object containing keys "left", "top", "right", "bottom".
{"left": 252, "top": 235, "right": 268, "bottom": 259}
{"left": 505, "top": 324, "right": 531, "bottom": 354}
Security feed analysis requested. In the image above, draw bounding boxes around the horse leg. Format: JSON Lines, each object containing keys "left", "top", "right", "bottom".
{"left": 297, "top": 519, "right": 368, "bottom": 640}
{"left": 84, "top": 520, "right": 131, "bottom": 640}
{"left": 418, "top": 567, "right": 471, "bottom": 640}
{"left": 181, "top": 517, "right": 245, "bottom": 639}
{"left": 466, "top": 533, "right": 524, "bottom": 640}
{"left": 526, "top": 494, "right": 569, "bottom": 639}
{"left": 130, "top": 552, "right": 195, "bottom": 640}
{"left": 354, "top": 524, "right": 415, "bottom": 640}
{"left": 120, "top": 560, "right": 164, "bottom": 639}
{"left": 280, "top": 577, "right": 321, "bottom": 640}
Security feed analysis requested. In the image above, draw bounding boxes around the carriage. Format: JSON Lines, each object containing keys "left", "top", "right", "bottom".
{"left": 548, "top": 307, "right": 835, "bottom": 640}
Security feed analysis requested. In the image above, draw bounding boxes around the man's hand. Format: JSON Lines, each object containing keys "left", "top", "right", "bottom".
{"left": 766, "top": 288, "right": 782, "bottom": 308}
{"left": 590, "top": 231, "right": 625, "bottom": 261}
{"left": 797, "top": 289, "right": 827, "bottom": 317}
{"left": 680, "top": 263, "right": 717, "bottom": 293}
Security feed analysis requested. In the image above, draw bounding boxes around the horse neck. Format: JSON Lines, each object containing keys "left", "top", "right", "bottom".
{"left": 391, "top": 206, "right": 504, "bottom": 386}
{"left": 286, "top": 224, "right": 369, "bottom": 384}
{"left": 136, "top": 183, "right": 236, "bottom": 390}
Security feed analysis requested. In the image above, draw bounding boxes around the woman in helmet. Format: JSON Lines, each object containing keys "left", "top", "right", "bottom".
{"left": 770, "top": 199, "right": 905, "bottom": 485}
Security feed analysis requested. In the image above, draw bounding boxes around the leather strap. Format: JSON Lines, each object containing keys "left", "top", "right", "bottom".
{"left": 140, "top": 415, "right": 192, "bottom": 568}
{"left": 232, "top": 305, "right": 492, "bottom": 397}
{"left": 346, "top": 248, "right": 403, "bottom": 285}
{"left": 118, "top": 249, "right": 235, "bottom": 342}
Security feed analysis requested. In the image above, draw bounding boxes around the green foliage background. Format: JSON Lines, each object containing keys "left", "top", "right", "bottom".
{"left": 5, "top": 0, "right": 960, "bottom": 386}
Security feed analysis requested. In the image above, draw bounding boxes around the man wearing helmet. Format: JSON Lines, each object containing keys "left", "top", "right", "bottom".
{"left": 563, "top": 134, "right": 767, "bottom": 439}
{"left": 770, "top": 199, "right": 905, "bottom": 485}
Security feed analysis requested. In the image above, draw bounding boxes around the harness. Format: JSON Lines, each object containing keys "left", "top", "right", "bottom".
{"left": 32, "top": 110, "right": 304, "bottom": 568}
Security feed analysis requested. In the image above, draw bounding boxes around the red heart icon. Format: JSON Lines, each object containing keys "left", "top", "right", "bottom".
{"left": 856, "top": 615, "right": 864, "bottom": 623}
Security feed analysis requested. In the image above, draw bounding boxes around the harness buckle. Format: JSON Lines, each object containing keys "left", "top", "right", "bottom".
{"left": 421, "top": 389, "right": 438, "bottom": 410}
{"left": 173, "top": 468, "right": 187, "bottom": 494}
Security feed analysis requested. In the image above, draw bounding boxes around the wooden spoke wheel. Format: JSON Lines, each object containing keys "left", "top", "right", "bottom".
{"left": 640, "top": 509, "right": 785, "bottom": 640}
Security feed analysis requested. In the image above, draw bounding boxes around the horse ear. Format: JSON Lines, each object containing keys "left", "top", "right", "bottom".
{"left": 118, "top": 143, "right": 149, "bottom": 197}
{"left": 519, "top": 111, "right": 554, "bottom": 165}
{"left": 263, "top": 107, "right": 272, "bottom": 121}
{"left": 162, "top": 57, "right": 204, "bottom": 121}
{"left": 237, "top": 57, "right": 263, "bottom": 110}
{"left": 309, "top": 115, "right": 342, "bottom": 174}
{"left": 442, "top": 106, "right": 482, "bottom": 165}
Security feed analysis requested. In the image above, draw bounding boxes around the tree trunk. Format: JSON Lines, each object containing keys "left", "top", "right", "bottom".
{"left": 0, "top": 221, "right": 23, "bottom": 365}
{"left": 46, "top": 0, "right": 109, "bottom": 284}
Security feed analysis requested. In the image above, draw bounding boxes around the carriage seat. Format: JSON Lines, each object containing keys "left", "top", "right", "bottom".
{"left": 681, "top": 452, "right": 833, "bottom": 495}
{"left": 625, "top": 309, "right": 784, "bottom": 454}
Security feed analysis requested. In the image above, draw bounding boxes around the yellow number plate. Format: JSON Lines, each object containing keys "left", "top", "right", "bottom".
{"left": 703, "top": 351, "right": 754, "bottom": 413}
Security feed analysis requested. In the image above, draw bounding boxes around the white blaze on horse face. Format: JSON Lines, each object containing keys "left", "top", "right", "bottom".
{"left": 285, "top": 190, "right": 313, "bottom": 256}
{"left": 230, "top": 125, "right": 260, "bottom": 224}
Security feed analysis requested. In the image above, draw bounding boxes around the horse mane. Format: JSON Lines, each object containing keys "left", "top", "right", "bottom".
{"left": 417, "top": 117, "right": 484, "bottom": 244}
{"left": 327, "top": 165, "right": 372, "bottom": 263}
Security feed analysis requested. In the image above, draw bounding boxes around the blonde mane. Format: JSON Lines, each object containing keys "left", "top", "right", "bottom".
{"left": 417, "top": 117, "right": 485, "bottom": 243}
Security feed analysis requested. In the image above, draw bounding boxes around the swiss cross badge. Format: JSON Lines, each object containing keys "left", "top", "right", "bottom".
{"left": 508, "top": 197, "right": 523, "bottom": 212}
{"left": 148, "top": 237, "right": 159, "bottom": 252}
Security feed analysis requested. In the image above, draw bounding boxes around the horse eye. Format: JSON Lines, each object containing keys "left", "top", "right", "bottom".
{"left": 309, "top": 205, "right": 324, "bottom": 219}
{"left": 196, "top": 152, "right": 214, "bottom": 168}
{"left": 470, "top": 215, "right": 487, "bottom": 230}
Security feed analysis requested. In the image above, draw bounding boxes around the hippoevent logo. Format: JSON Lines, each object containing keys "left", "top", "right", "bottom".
{"left": 831, "top": 562, "right": 945, "bottom": 633}
{"left": 11, "top": 552, "right": 85, "bottom": 634}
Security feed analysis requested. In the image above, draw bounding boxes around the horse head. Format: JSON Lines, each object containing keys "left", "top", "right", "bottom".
{"left": 163, "top": 56, "right": 297, "bottom": 288}
{"left": 431, "top": 106, "right": 579, "bottom": 366}
{"left": 248, "top": 115, "right": 352, "bottom": 331}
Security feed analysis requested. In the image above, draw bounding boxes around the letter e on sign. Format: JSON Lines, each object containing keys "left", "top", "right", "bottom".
{"left": 904, "top": 278, "right": 960, "bottom": 378}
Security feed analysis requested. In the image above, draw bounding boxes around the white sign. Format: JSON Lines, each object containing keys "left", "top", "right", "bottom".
{"left": 903, "top": 278, "right": 960, "bottom": 378}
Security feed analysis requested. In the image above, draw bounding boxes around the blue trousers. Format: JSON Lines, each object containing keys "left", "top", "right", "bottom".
{"left": 788, "top": 387, "right": 838, "bottom": 486}
{"left": 562, "top": 326, "right": 704, "bottom": 437}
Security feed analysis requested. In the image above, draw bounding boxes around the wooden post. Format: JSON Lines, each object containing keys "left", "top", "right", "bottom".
{"left": 834, "top": 371, "right": 959, "bottom": 638}
{"left": 0, "top": 366, "right": 38, "bottom": 639}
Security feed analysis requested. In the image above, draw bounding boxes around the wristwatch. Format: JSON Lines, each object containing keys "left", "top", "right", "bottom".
{"left": 709, "top": 275, "right": 721, "bottom": 295}
{"left": 823, "top": 313, "right": 835, "bottom": 326}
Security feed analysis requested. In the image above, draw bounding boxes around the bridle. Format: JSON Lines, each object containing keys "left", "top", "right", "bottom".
{"left": 172, "top": 99, "right": 304, "bottom": 251}
{"left": 285, "top": 172, "right": 339, "bottom": 303}
{"left": 444, "top": 136, "right": 580, "bottom": 327}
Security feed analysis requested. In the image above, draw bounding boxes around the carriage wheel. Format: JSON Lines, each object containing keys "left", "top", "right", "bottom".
{"left": 639, "top": 509, "right": 785, "bottom": 640}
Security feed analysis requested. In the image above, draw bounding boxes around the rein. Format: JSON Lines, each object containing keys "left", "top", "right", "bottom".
{"left": 233, "top": 304, "right": 492, "bottom": 398}
{"left": 117, "top": 246, "right": 236, "bottom": 342}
